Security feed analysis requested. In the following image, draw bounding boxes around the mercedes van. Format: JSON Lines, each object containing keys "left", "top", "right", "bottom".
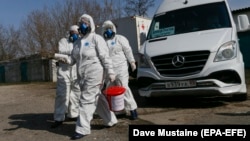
{"left": 137, "top": 0, "right": 249, "bottom": 100}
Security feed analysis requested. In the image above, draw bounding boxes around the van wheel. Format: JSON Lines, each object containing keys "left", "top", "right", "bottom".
{"left": 232, "top": 93, "right": 248, "bottom": 101}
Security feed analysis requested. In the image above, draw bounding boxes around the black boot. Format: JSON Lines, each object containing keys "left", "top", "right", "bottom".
{"left": 130, "top": 110, "right": 138, "bottom": 120}
{"left": 65, "top": 117, "right": 78, "bottom": 122}
{"left": 71, "top": 132, "right": 85, "bottom": 140}
{"left": 50, "top": 121, "right": 63, "bottom": 128}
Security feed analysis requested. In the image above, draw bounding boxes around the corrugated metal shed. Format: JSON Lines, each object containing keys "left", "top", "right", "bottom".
{"left": 232, "top": 7, "right": 250, "bottom": 13}
{"left": 0, "top": 54, "right": 57, "bottom": 83}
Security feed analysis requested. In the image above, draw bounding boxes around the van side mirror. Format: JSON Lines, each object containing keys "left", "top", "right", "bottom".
{"left": 238, "top": 14, "right": 250, "bottom": 31}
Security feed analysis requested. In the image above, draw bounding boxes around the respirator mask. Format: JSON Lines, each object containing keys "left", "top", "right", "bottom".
{"left": 103, "top": 29, "right": 115, "bottom": 39}
{"left": 69, "top": 33, "right": 79, "bottom": 42}
{"left": 79, "top": 23, "right": 91, "bottom": 36}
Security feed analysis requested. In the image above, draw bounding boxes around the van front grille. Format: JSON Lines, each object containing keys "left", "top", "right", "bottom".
{"left": 151, "top": 51, "right": 210, "bottom": 77}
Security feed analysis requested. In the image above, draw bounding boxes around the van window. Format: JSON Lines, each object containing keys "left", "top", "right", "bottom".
{"left": 147, "top": 2, "right": 231, "bottom": 40}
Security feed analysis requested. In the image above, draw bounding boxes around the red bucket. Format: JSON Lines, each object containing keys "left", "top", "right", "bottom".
{"left": 103, "top": 84, "right": 126, "bottom": 112}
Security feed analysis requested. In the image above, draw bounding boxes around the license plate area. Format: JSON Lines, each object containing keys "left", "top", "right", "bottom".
{"left": 165, "top": 80, "right": 196, "bottom": 88}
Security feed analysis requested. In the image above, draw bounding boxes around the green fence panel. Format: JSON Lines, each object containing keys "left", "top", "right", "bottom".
{"left": 0, "top": 66, "right": 5, "bottom": 83}
{"left": 20, "top": 62, "right": 28, "bottom": 82}
{"left": 238, "top": 31, "right": 250, "bottom": 69}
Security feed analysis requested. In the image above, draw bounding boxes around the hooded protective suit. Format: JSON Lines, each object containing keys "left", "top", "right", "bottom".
{"left": 102, "top": 20, "right": 138, "bottom": 113}
{"left": 68, "top": 14, "right": 117, "bottom": 136}
{"left": 53, "top": 25, "right": 81, "bottom": 122}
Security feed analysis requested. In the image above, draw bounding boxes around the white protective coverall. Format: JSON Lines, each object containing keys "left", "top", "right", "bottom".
{"left": 68, "top": 14, "right": 117, "bottom": 135}
{"left": 102, "top": 20, "right": 138, "bottom": 112}
{"left": 54, "top": 26, "right": 81, "bottom": 121}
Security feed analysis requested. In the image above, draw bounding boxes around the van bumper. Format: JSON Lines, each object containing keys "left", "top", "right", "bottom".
{"left": 137, "top": 67, "right": 247, "bottom": 98}
{"left": 138, "top": 82, "right": 247, "bottom": 97}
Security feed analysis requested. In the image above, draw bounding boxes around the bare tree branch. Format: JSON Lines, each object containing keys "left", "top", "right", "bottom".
{"left": 124, "top": 0, "right": 154, "bottom": 17}
{"left": 1, "top": 0, "right": 154, "bottom": 61}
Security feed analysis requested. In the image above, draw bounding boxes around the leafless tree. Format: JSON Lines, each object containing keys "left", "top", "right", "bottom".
{"left": 6, "top": 27, "right": 23, "bottom": 59}
{"left": 21, "top": 7, "right": 54, "bottom": 58}
{"left": 0, "top": 25, "right": 8, "bottom": 61}
{"left": 1, "top": 0, "right": 154, "bottom": 60}
{"left": 124, "top": 0, "right": 154, "bottom": 17}
{"left": 0, "top": 25, "right": 24, "bottom": 60}
{"left": 48, "top": 0, "right": 87, "bottom": 54}
{"left": 100, "top": 0, "right": 123, "bottom": 22}
{"left": 19, "top": 0, "right": 103, "bottom": 58}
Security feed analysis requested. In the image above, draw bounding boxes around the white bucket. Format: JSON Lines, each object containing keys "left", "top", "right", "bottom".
{"left": 103, "top": 82, "right": 126, "bottom": 112}
{"left": 103, "top": 79, "right": 126, "bottom": 112}
{"left": 106, "top": 91, "right": 125, "bottom": 111}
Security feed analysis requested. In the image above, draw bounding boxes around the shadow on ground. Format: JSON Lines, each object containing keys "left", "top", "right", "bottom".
{"left": 216, "top": 111, "right": 250, "bottom": 116}
{"left": 4, "top": 113, "right": 121, "bottom": 137}
{"left": 4, "top": 113, "right": 76, "bottom": 137}
{"left": 4, "top": 112, "right": 153, "bottom": 138}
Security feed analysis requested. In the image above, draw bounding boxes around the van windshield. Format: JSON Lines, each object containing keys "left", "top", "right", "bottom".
{"left": 147, "top": 2, "right": 231, "bottom": 40}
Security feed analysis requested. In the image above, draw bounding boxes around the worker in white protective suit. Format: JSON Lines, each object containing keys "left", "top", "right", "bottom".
{"left": 51, "top": 25, "right": 81, "bottom": 128}
{"left": 102, "top": 20, "right": 138, "bottom": 120}
{"left": 65, "top": 14, "right": 117, "bottom": 140}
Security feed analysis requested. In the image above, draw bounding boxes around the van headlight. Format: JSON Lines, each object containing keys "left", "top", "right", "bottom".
{"left": 138, "top": 53, "right": 150, "bottom": 68}
{"left": 214, "top": 41, "right": 237, "bottom": 62}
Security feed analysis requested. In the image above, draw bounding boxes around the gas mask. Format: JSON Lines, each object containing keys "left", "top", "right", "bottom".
{"left": 79, "top": 23, "right": 91, "bottom": 36}
{"left": 103, "top": 29, "right": 115, "bottom": 39}
{"left": 69, "top": 33, "right": 79, "bottom": 42}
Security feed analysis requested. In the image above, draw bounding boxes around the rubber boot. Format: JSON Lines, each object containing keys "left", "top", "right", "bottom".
{"left": 130, "top": 109, "right": 138, "bottom": 120}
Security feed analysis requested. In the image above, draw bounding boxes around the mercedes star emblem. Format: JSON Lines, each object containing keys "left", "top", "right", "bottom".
{"left": 172, "top": 55, "right": 185, "bottom": 67}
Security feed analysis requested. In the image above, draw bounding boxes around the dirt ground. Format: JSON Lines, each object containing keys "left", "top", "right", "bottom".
{"left": 0, "top": 69, "right": 249, "bottom": 141}
{"left": 0, "top": 82, "right": 152, "bottom": 141}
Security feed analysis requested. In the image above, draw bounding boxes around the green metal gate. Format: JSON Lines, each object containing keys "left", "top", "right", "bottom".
{"left": 0, "top": 66, "right": 5, "bottom": 83}
{"left": 20, "top": 62, "right": 28, "bottom": 82}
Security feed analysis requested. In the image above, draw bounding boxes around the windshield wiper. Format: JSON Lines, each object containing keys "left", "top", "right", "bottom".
{"left": 148, "top": 37, "right": 167, "bottom": 42}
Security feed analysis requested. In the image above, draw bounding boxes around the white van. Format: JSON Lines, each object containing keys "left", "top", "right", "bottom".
{"left": 137, "top": 0, "right": 249, "bottom": 100}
